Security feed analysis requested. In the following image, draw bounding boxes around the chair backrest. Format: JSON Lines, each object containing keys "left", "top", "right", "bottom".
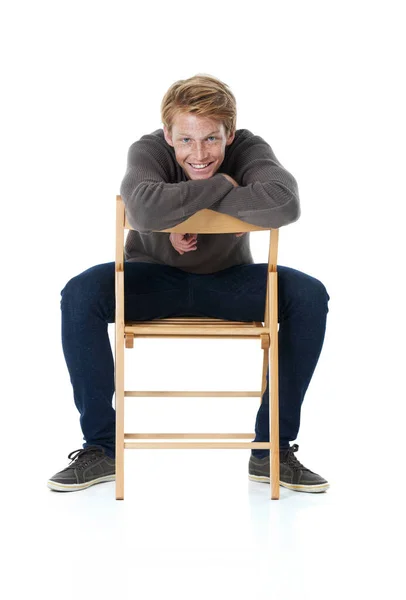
{"left": 115, "top": 195, "right": 279, "bottom": 327}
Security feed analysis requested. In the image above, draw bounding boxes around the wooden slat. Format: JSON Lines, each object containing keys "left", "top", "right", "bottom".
{"left": 124, "top": 442, "right": 272, "bottom": 449}
{"left": 124, "top": 391, "right": 261, "bottom": 397}
{"left": 124, "top": 325, "right": 267, "bottom": 336}
{"left": 126, "top": 318, "right": 262, "bottom": 324}
{"left": 124, "top": 433, "right": 255, "bottom": 439}
{"left": 125, "top": 335, "right": 267, "bottom": 340}
{"left": 124, "top": 207, "right": 270, "bottom": 234}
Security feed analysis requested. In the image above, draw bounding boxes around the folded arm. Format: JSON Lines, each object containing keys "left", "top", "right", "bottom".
{"left": 120, "top": 130, "right": 300, "bottom": 234}
{"left": 211, "top": 132, "right": 301, "bottom": 229}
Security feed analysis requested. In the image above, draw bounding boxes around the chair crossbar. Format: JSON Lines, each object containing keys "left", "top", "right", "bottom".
{"left": 124, "top": 433, "right": 256, "bottom": 439}
{"left": 124, "top": 442, "right": 272, "bottom": 449}
{"left": 123, "top": 434, "right": 271, "bottom": 449}
{"left": 124, "top": 391, "right": 261, "bottom": 397}
{"left": 125, "top": 327, "right": 267, "bottom": 336}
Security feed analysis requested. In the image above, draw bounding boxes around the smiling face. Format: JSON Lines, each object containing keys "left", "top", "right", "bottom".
{"left": 163, "top": 112, "right": 235, "bottom": 180}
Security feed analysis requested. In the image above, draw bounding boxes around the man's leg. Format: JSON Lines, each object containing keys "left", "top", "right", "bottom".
{"left": 252, "top": 265, "right": 329, "bottom": 454}
{"left": 49, "top": 262, "right": 193, "bottom": 491}
{"left": 60, "top": 262, "right": 191, "bottom": 458}
{"left": 190, "top": 263, "right": 330, "bottom": 451}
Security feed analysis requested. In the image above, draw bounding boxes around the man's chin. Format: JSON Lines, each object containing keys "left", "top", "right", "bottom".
{"left": 189, "top": 174, "right": 213, "bottom": 181}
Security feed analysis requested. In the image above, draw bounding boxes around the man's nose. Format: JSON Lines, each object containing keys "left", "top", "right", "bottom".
{"left": 194, "top": 143, "right": 209, "bottom": 160}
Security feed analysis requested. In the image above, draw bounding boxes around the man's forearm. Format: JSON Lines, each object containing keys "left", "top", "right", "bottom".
{"left": 121, "top": 172, "right": 235, "bottom": 233}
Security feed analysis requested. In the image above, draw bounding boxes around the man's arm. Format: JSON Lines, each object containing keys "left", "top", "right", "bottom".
{"left": 120, "top": 130, "right": 300, "bottom": 233}
{"left": 120, "top": 135, "right": 235, "bottom": 233}
{"left": 212, "top": 131, "right": 301, "bottom": 229}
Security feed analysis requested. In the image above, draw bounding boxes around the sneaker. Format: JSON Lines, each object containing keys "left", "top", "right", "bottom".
{"left": 248, "top": 444, "right": 329, "bottom": 493}
{"left": 47, "top": 446, "right": 115, "bottom": 492}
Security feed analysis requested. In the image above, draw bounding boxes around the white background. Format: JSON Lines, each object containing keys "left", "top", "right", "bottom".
{"left": 1, "top": 0, "right": 405, "bottom": 597}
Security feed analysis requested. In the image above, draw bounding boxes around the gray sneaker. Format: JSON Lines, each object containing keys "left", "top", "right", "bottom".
{"left": 248, "top": 444, "right": 329, "bottom": 493}
{"left": 47, "top": 446, "right": 115, "bottom": 492}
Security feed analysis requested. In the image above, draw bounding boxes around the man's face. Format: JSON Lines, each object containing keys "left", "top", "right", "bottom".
{"left": 163, "top": 112, "right": 235, "bottom": 180}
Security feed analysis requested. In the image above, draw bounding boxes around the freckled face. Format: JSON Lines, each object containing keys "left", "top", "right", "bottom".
{"left": 163, "top": 113, "right": 235, "bottom": 180}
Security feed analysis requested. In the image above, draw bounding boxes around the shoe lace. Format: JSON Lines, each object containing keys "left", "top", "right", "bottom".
{"left": 66, "top": 446, "right": 103, "bottom": 471}
{"left": 281, "top": 444, "right": 312, "bottom": 473}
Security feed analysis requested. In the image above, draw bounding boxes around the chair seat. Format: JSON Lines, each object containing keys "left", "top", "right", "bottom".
{"left": 124, "top": 317, "right": 268, "bottom": 337}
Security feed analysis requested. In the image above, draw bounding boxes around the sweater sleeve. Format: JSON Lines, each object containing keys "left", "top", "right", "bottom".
{"left": 212, "top": 131, "right": 301, "bottom": 229}
{"left": 120, "top": 135, "right": 235, "bottom": 233}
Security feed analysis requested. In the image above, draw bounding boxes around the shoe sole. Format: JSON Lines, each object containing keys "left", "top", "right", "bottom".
{"left": 47, "top": 474, "right": 116, "bottom": 492}
{"left": 248, "top": 473, "right": 329, "bottom": 493}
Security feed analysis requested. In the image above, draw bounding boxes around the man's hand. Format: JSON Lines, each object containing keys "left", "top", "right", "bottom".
{"left": 169, "top": 232, "right": 198, "bottom": 255}
{"left": 221, "top": 174, "right": 245, "bottom": 237}
{"left": 221, "top": 173, "right": 239, "bottom": 188}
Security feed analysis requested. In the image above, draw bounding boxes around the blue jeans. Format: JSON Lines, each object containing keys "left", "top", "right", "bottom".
{"left": 61, "top": 262, "right": 329, "bottom": 459}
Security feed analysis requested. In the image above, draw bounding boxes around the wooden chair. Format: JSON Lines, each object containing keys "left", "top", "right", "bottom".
{"left": 115, "top": 194, "right": 280, "bottom": 500}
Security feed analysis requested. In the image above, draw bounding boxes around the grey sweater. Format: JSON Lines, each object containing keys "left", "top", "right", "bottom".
{"left": 120, "top": 128, "right": 300, "bottom": 274}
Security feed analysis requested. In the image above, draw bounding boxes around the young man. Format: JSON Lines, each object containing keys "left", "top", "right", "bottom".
{"left": 48, "top": 74, "right": 330, "bottom": 493}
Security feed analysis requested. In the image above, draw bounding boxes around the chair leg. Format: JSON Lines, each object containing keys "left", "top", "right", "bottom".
{"left": 115, "top": 384, "right": 124, "bottom": 500}
{"left": 115, "top": 352, "right": 125, "bottom": 500}
{"left": 269, "top": 271, "right": 280, "bottom": 500}
{"left": 260, "top": 344, "right": 268, "bottom": 402}
{"left": 115, "top": 274, "right": 125, "bottom": 500}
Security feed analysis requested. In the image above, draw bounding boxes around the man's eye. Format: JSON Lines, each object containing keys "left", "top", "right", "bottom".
{"left": 207, "top": 136, "right": 216, "bottom": 142}
{"left": 181, "top": 138, "right": 190, "bottom": 143}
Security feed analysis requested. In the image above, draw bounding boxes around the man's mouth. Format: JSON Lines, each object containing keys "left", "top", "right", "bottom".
{"left": 188, "top": 162, "right": 214, "bottom": 172}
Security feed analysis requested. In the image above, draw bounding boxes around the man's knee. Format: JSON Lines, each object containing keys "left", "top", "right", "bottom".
{"left": 304, "top": 274, "right": 330, "bottom": 307}
{"left": 279, "top": 267, "right": 330, "bottom": 312}
{"left": 61, "top": 263, "right": 115, "bottom": 313}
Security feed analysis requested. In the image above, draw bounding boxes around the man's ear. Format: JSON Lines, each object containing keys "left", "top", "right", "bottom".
{"left": 226, "top": 130, "right": 236, "bottom": 146}
{"left": 163, "top": 126, "right": 174, "bottom": 147}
